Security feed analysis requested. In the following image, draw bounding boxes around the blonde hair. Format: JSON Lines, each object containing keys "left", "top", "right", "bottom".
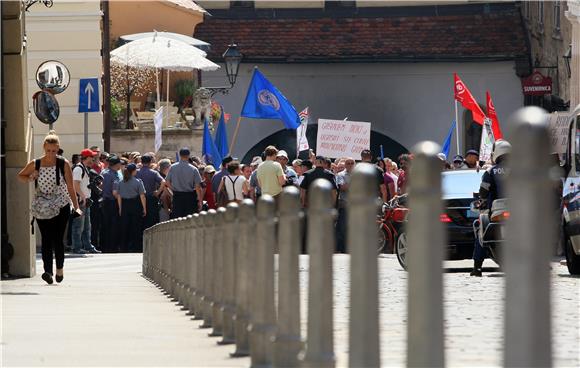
{"left": 43, "top": 130, "right": 60, "bottom": 146}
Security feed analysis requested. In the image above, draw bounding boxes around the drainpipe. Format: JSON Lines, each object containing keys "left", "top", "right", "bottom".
{"left": 102, "top": 0, "right": 111, "bottom": 152}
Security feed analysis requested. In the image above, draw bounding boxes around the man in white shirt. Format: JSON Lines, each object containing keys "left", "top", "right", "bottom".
{"left": 71, "top": 149, "right": 101, "bottom": 254}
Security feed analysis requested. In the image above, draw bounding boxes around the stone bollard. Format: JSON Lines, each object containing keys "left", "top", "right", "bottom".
{"left": 142, "top": 228, "right": 149, "bottom": 277}
{"left": 182, "top": 214, "right": 194, "bottom": 311}
{"left": 348, "top": 163, "right": 381, "bottom": 368}
{"left": 504, "top": 107, "right": 553, "bottom": 367}
{"left": 231, "top": 199, "right": 255, "bottom": 357}
{"left": 195, "top": 211, "right": 208, "bottom": 322}
{"left": 188, "top": 213, "right": 200, "bottom": 316}
{"left": 406, "top": 141, "right": 445, "bottom": 368}
{"left": 248, "top": 194, "right": 277, "bottom": 367}
{"left": 300, "top": 179, "right": 336, "bottom": 368}
{"left": 163, "top": 220, "right": 174, "bottom": 296}
{"left": 273, "top": 186, "right": 303, "bottom": 367}
{"left": 210, "top": 207, "right": 227, "bottom": 337}
{"left": 220, "top": 202, "right": 239, "bottom": 345}
{"left": 176, "top": 217, "right": 187, "bottom": 305}
{"left": 201, "top": 209, "right": 217, "bottom": 328}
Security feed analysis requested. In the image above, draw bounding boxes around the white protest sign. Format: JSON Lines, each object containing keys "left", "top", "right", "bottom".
{"left": 316, "top": 119, "right": 371, "bottom": 159}
{"left": 548, "top": 112, "right": 572, "bottom": 157}
{"left": 154, "top": 106, "right": 164, "bottom": 153}
{"left": 479, "top": 117, "right": 495, "bottom": 163}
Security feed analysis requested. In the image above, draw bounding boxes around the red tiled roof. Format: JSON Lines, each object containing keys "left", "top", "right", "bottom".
{"left": 195, "top": 7, "right": 528, "bottom": 62}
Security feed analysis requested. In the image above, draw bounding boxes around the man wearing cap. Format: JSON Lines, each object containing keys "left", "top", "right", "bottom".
{"left": 166, "top": 147, "right": 203, "bottom": 218}
{"left": 201, "top": 165, "right": 217, "bottom": 210}
{"left": 464, "top": 150, "right": 479, "bottom": 169}
{"left": 452, "top": 155, "right": 468, "bottom": 170}
{"left": 248, "top": 156, "right": 263, "bottom": 201}
{"left": 100, "top": 156, "right": 122, "bottom": 252}
{"left": 276, "top": 150, "right": 298, "bottom": 187}
{"left": 72, "top": 149, "right": 101, "bottom": 254}
{"left": 136, "top": 154, "right": 166, "bottom": 229}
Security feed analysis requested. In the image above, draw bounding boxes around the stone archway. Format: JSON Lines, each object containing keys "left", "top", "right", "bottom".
{"left": 241, "top": 124, "right": 408, "bottom": 164}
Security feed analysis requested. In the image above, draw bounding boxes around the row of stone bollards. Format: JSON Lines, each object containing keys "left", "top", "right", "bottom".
{"left": 143, "top": 107, "right": 554, "bottom": 367}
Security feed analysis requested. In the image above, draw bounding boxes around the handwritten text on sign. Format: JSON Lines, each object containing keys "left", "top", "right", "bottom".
{"left": 316, "top": 119, "right": 371, "bottom": 159}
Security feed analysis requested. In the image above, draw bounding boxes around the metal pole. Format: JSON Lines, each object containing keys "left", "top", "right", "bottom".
{"left": 273, "top": 186, "right": 303, "bottom": 367}
{"left": 455, "top": 100, "right": 460, "bottom": 155}
{"left": 504, "top": 107, "right": 553, "bottom": 367}
{"left": 348, "top": 164, "right": 381, "bottom": 368}
{"left": 406, "top": 141, "right": 445, "bottom": 368}
{"left": 300, "top": 179, "right": 336, "bottom": 368}
{"left": 249, "top": 194, "right": 277, "bottom": 367}
{"left": 231, "top": 199, "right": 254, "bottom": 357}
{"left": 210, "top": 207, "right": 226, "bottom": 337}
{"left": 84, "top": 112, "right": 88, "bottom": 148}
{"left": 220, "top": 202, "right": 238, "bottom": 345}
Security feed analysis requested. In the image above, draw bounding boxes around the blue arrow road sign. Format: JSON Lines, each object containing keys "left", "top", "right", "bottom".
{"left": 78, "top": 78, "right": 100, "bottom": 113}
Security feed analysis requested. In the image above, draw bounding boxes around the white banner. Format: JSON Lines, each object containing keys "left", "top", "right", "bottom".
{"left": 297, "top": 107, "right": 310, "bottom": 154}
{"left": 316, "top": 119, "right": 371, "bottom": 159}
{"left": 479, "top": 117, "right": 495, "bottom": 163}
{"left": 154, "top": 106, "right": 164, "bottom": 153}
{"left": 548, "top": 112, "right": 572, "bottom": 157}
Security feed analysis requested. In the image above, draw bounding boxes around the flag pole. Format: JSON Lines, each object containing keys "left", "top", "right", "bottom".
{"left": 228, "top": 117, "right": 242, "bottom": 156}
{"left": 454, "top": 100, "right": 460, "bottom": 155}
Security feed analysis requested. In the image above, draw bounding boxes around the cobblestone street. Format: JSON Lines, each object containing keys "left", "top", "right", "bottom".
{"left": 2, "top": 254, "right": 578, "bottom": 367}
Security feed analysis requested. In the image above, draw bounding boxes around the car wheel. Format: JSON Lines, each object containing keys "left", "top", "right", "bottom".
{"left": 565, "top": 236, "right": 580, "bottom": 275}
{"left": 396, "top": 232, "right": 408, "bottom": 270}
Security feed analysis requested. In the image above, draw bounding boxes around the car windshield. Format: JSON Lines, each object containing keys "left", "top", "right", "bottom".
{"left": 441, "top": 170, "right": 484, "bottom": 200}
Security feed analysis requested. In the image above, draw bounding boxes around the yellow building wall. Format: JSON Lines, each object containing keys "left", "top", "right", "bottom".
{"left": 108, "top": 1, "right": 205, "bottom": 113}
{"left": 26, "top": 1, "right": 104, "bottom": 157}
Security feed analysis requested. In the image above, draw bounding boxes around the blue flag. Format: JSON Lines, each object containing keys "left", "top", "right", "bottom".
{"left": 240, "top": 68, "right": 300, "bottom": 130}
{"left": 442, "top": 120, "right": 456, "bottom": 159}
{"left": 202, "top": 119, "right": 222, "bottom": 166}
{"left": 214, "top": 106, "right": 229, "bottom": 159}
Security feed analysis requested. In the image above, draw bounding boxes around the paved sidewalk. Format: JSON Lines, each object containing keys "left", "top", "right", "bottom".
{"left": 1, "top": 254, "right": 250, "bottom": 367}
{"left": 2, "top": 254, "right": 578, "bottom": 367}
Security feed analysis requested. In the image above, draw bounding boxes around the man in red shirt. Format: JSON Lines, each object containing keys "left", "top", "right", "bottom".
{"left": 397, "top": 154, "right": 413, "bottom": 195}
{"left": 90, "top": 146, "right": 105, "bottom": 174}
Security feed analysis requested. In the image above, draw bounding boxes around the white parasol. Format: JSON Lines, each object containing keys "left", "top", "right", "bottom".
{"left": 120, "top": 31, "right": 210, "bottom": 51}
{"left": 111, "top": 34, "right": 219, "bottom": 127}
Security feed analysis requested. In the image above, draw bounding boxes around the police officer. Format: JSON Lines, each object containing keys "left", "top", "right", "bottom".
{"left": 472, "top": 140, "right": 511, "bottom": 276}
{"left": 165, "top": 147, "right": 203, "bottom": 218}
{"left": 100, "top": 156, "right": 122, "bottom": 252}
{"left": 136, "top": 154, "right": 166, "bottom": 229}
{"left": 114, "top": 163, "right": 146, "bottom": 252}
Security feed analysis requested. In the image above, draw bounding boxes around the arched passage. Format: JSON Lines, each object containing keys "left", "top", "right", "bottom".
{"left": 241, "top": 124, "right": 408, "bottom": 164}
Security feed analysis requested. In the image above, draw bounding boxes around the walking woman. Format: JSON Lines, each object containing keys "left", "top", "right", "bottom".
{"left": 18, "top": 131, "right": 81, "bottom": 284}
{"left": 217, "top": 161, "right": 249, "bottom": 204}
{"left": 114, "top": 163, "right": 146, "bottom": 252}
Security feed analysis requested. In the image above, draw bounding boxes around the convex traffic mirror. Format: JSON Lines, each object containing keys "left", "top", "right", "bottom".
{"left": 35, "top": 60, "right": 70, "bottom": 94}
{"left": 32, "top": 91, "right": 60, "bottom": 125}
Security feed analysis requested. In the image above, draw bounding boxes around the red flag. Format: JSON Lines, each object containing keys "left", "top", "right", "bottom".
{"left": 486, "top": 91, "right": 503, "bottom": 140}
{"left": 454, "top": 73, "right": 485, "bottom": 125}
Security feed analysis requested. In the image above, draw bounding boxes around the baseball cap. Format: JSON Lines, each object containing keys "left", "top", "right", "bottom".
{"left": 204, "top": 165, "right": 216, "bottom": 174}
{"left": 437, "top": 153, "right": 447, "bottom": 161}
{"left": 80, "top": 149, "right": 97, "bottom": 158}
{"left": 251, "top": 156, "right": 263, "bottom": 166}
{"left": 465, "top": 149, "right": 479, "bottom": 157}
{"left": 141, "top": 154, "right": 153, "bottom": 164}
{"left": 108, "top": 155, "right": 121, "bottom": 166}
{"left": 276, "top": 150, "right": 289, "bottom": 159}
{"left": 179, "top": 147, "right": 190, "bottom": 156}
{"left": 453, "top": 155, "right": 464, "bottom": 163}
{"left": 315, "top": 155, "right": 326, "bottom": 161}
{"left": 360, "top": 149, "right": 372, "bottom": 157}
{"left": 221, "top": 156, "right": 234, "bottom": 166}
{"left": 126, "top": 163, "right": 137, "bottom": 171}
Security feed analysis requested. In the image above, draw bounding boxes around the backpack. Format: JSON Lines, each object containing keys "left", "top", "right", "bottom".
{"left": 73, "top": 163, "right": 88, "bottom": 179}
{"left": 30, "top": 157, "right": 66, "bottom": 226}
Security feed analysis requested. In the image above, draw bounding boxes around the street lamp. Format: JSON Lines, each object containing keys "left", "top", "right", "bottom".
{"left": 205, "top": 44, "right": 243, "bottom": 96}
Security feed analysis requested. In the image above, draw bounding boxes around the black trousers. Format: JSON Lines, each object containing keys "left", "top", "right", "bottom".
{"left": 119, "top": 198, "right": 143, "bottom": 253}
{"left": 36, "top": 205, "right": 70, "bottom": 274}
{"left": 143, "top": 195, "right": 160, "bottom": 229}
{"left": 90, "top": 200, "right": 101, "bottom": 249}
{"left": 100, "top": 199, "right": 119, "bottom": 253}
{"left": 335, "top": 207, "right": 347, "bottom": 253}
{"left": 171, "top": 191, "right": 197, "bottom": 219}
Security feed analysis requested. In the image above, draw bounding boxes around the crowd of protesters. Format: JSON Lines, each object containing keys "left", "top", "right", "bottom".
{"left": 20, "top": 128, "right": 489, "bottom": 284}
